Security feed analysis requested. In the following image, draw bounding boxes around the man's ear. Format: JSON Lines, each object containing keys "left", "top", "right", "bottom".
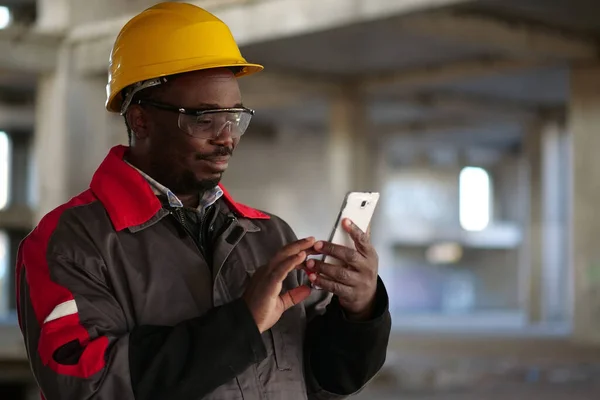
{"left": 126, "top": 105, "right": 150, "bottom": 140}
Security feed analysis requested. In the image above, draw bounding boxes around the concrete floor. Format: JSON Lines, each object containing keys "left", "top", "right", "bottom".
{"left": 352, "top": 347, "right": 600, "bottom": 400}
{"left": 356, "top": 384, "right": 600, "bottom": 400}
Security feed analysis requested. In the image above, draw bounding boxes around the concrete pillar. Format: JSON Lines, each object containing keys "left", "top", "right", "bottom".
{"left": 33, "top": 44, "right": 121, "bottom": 221}
{"left": 36, "top": 0, "right": 70, "bottom": 33}
{"left": 570, "top": 63, "right": 600, "bottom": 345}
{"left": 523, "top": 120, "right": 571, "bottom": 324}
{"left": 540, "top": 121, "right": 569, "bottom": 322}
{"left": 65, "top": 72, "right": 120, "bottom": 195}
{"left": 33, "top": 46, "right": 71, "bottom": 221}
{"left": 8, "top": 134, "right": 31, "bottom": 207}
{"left": 328, "top": 85, "right": 375, "bottom": 207}
{"left": 523, "top": 122, "right": 543, "bottom": 324}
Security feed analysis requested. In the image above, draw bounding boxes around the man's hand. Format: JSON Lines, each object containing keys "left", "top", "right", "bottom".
{"left": 243, "top": 237, "right": 315, "bottom": 333}
{"left": 307, "top": 219, "right": 378, "bottom": 321}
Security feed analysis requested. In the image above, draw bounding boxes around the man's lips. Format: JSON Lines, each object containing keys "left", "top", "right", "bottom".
{"left": 200, "top": 156, "right": 230, "bottom": 172}
{"left": 205, "top": 155, "right": 230, "bottom": 164}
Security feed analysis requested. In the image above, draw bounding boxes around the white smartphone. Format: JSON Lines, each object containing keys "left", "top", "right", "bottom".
{"left": 311, "top": 192, "right": 379, "bottom": 289}
{"left": 323, "top": 191, "right": 380, "bottom": 265}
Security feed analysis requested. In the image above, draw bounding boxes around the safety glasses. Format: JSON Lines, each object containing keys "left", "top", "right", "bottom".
{"left": 136, "top": 99, "right": 254, "bottom": 139}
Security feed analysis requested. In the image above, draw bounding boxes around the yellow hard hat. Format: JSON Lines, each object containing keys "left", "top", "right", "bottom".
{"left": 106, "top": 2, "right": 263, "bottom": 113}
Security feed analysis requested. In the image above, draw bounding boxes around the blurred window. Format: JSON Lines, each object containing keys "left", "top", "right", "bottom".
{"left": 0, "top": 6, "right": 10, "bottom": 30}
{"left": 459, "top": 166, "right": 490, "bottom": 231}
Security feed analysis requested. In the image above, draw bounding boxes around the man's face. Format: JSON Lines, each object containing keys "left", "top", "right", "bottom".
{"left": 128, "top": 68, "right": 243, "bottom": 195}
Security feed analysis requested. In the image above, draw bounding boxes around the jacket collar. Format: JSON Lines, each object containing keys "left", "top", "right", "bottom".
{"left": 90, "top": 145, "right": 270, "bottom": 232}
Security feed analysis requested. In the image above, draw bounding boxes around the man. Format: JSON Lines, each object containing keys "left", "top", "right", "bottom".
{"left": 16, "top": 3, "right": 391, "bottom": 400}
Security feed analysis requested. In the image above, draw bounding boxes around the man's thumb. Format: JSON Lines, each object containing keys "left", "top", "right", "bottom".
{"left": 280, "top": 285, "right": 311, "bottom": 310}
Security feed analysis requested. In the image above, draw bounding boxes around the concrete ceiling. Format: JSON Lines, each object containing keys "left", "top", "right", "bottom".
{"left": 0, "top": 0, "right": 595, "bottom": 153}
{"left": 240, "top": 0, "right": 595, "bottom": 151}
{"left": 241, "top": 17, "right": 499, "bottom": 76}
{"left": 0, "top": 0, "right": 35, "bottom": 5}
{"left": 387, "top": 65, "right": 569, "bottom": 106}
{"left": 464, "top": 0, "right": 600, "bottom": 36}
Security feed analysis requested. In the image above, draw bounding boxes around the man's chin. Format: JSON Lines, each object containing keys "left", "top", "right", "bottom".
{"left": 194, "top": 176, "right": 222, "bottom": 192}
{"left": 175, "top": 169, "right": 222, "bottom": 194}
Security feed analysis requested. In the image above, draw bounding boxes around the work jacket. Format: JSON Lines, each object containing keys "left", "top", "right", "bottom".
{"left": 16, "top": 145, "right": 392, "bottom": 400}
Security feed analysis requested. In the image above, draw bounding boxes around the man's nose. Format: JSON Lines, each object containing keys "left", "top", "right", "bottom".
{"left": 211, "top": 122, "right": 235, "bottom": 145}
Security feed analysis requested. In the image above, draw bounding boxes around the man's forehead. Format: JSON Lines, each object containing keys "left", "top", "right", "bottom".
{"left": 160, "top": 69, "right": 239, "bottom": 100}
{"left": 157, "top": 68, "right": 241, "bottom": 107}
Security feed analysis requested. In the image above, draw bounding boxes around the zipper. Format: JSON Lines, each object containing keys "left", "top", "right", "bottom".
{"left": 170, "top": 205, "right": 217, "bottom": 258}
{"left": 177, "top": 208, "right": 186, "bottom": 226}
{"left": 169, "top": 209, "right": 200, "bottom": 251}
{"left": 169, "top": 207, "right": 187, "bottom": 230}
{"left": 199, "top": 205, "right": 217, "bottom": 260}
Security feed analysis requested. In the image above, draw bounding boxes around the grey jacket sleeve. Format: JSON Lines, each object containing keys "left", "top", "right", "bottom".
{"left": 18, "top": 249, "right": 137, "bottom": 400}
{"left": 18, "top": 248, "right": 266, "bottom": 400}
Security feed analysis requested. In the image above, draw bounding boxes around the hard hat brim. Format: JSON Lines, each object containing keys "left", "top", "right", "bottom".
{"left": 107, "top": 61, "right": 264, "bottom": 113}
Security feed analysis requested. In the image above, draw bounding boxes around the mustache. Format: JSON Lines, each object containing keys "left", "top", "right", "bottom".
{"left": 195, "top": 147, "right": 233, "bottom": 160}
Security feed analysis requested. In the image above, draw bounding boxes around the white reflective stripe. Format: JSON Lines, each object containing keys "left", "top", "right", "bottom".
{"left": 44, "top": 300, "right": 78, "bottom": 324}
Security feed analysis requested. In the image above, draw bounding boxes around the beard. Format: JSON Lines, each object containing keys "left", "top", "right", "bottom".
{"left": 149, "top": 145, "right": 233, "bottom": 196}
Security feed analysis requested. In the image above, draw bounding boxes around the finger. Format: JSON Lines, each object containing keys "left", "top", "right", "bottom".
{"left": 313, "top": 275, "right": 353, "bottom": 298}
{"left": 272, "top": 237, "right": 316, "bottom": 264}
{"left": 311, "top": 260, "right": 359, "bottom": 285}
{"left": 300, "top": 259, "right": 319, "bottom": 282}
{"left": 280, "top": 285, "right": 311, "bottom": 310}
{"left": 342, "top": 219, "right": 374, "bottom": 256}
{"left": 342, "top": 219, "right": 371, "bottom": 250}
{"left": 313, "top": 240, "right": 361, "bottom": 266}
{"left": 271, "top": 252, "right": 307, "bottom": 282}
{"left": 295, "top": 250, "right": 323, "bottom": 271}
{"left": 302, "top": 249, "right": 321, "bottom": 259}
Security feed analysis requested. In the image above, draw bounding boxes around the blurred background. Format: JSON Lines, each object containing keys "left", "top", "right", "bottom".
{"left": 1, "top": 0, "right": 600, "bottom": 398}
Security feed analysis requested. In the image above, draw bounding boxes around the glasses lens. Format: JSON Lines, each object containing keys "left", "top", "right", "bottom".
{"left": 178, "top": 110, "right": 252, "bottom": 139}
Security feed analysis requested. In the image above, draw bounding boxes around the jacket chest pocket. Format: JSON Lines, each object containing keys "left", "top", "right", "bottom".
{"left": 216, "top": 254, "right": 264, "bottom": 304}
{"left": 241, "top": 261, "right": 300, "bottom": 371}
{"left": 260, "top": 306, "right": 307, "bottom": 392}
{"left": 216, "top": 237, "right": 269, "bottom": 300}
{"left": 237, "top": 259, "right": 293, "bottom": 371}
{"left": 222, "top": 244, "right": 306, "bottom": 386}
{"left": 270, "top": 322, "right": 292, "bottom": 371}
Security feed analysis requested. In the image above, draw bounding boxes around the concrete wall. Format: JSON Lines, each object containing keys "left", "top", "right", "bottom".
{"left": 222, "top": 127, "right": 335, "bottom": 241}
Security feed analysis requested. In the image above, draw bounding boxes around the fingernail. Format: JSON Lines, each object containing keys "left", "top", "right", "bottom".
{"left": 314, "top": 241, "right": 323, "bottom": 250}
{"left": 308, "top": 273, "right": 317, "bottom": 282}
{"left": 344, "top": 218, "right": 352, "bottom": 227}
{"left": 298, "top": 251, "right": 306, "bottom": 259}
{"left": 305, "top": 236, "right": 315, "bottom": 242}
{"left": 306, "top": 259, "right": 315, "bottom": 269}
